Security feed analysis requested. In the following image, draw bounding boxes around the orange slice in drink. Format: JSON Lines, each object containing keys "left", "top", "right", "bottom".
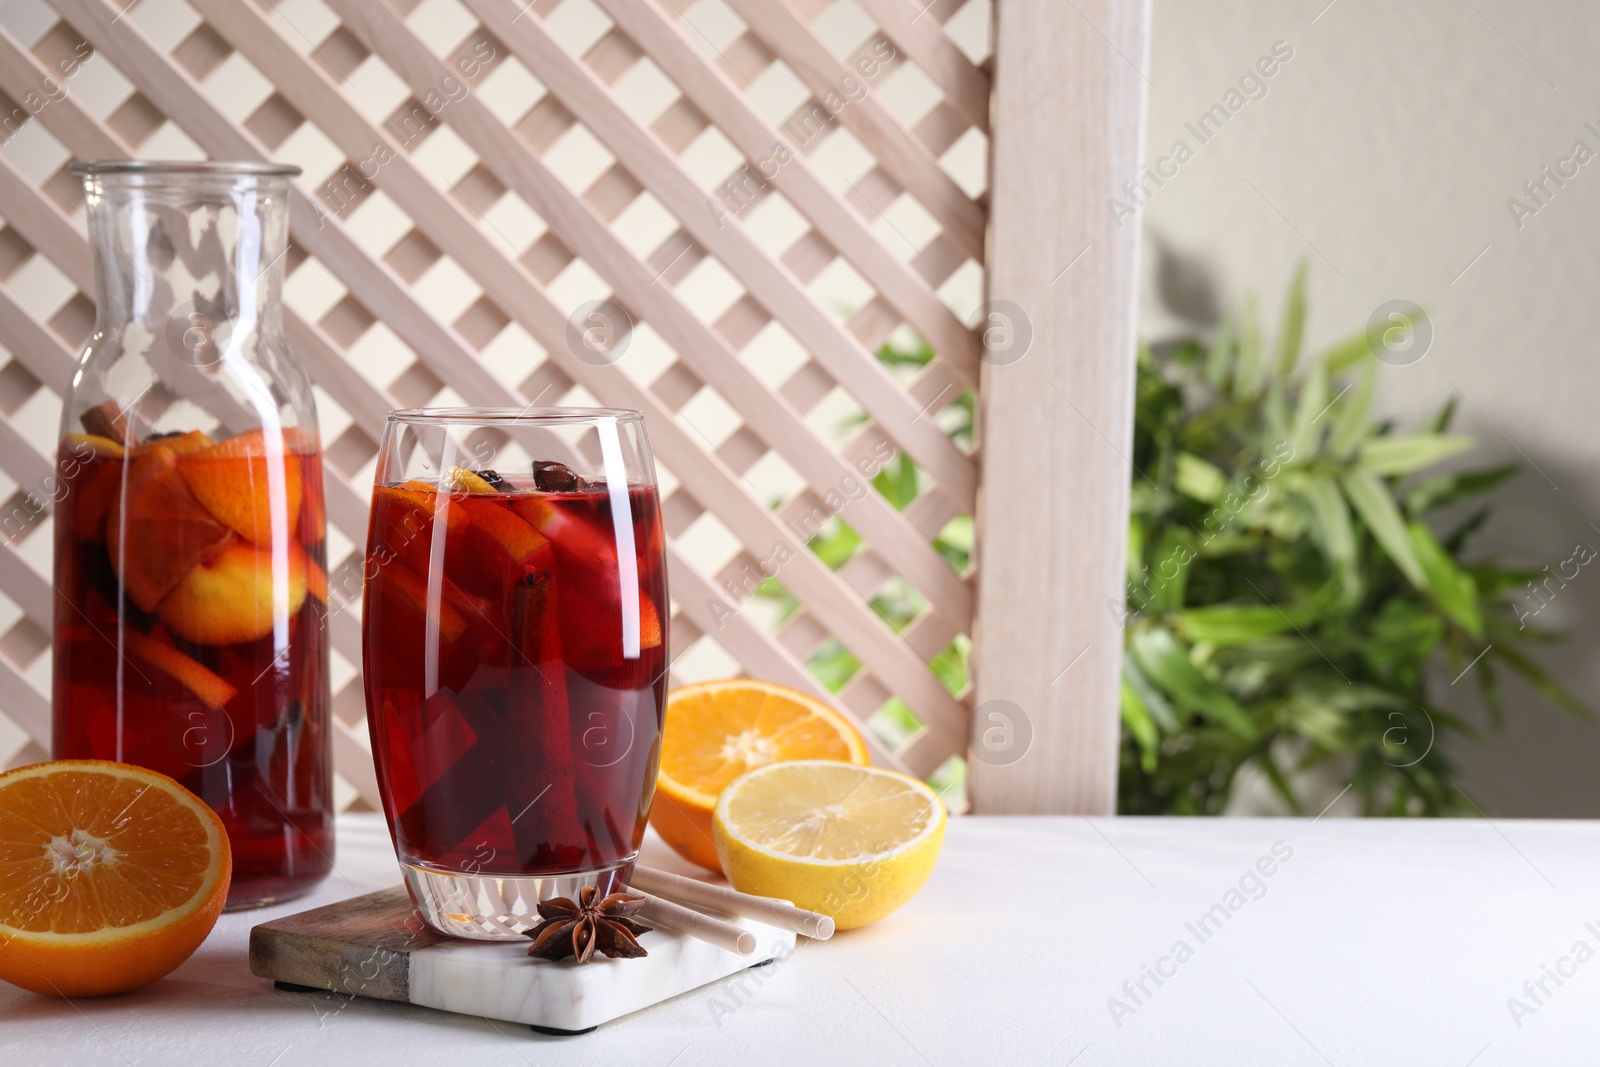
{"left": 370, "top": 560, "right": 469, "bottom": 644}
{"left": 0, "top": 760, "right": 231, "bottom": 997}
{"left": 650, "top": 679, "right": 869, "bottom": 872}
{"left": 157, "top": 541, "right": 308, "bottom": 645}
{"left": 176, "top": 428, "right": 304, "bottom": 544}
{"left": 107, "top": 447, "right": 235, "bottom": 613}
{"left": 371, "top": 484, "right": 466, "bottom": 575}
{"left": 122, "top": 630, "right": 237, "bottom": 711}
{"left": 63, "top": 433, "right": 126, "bottom": 460}
{"left": 454, "top": 497, "right": 549, "bottom": 561}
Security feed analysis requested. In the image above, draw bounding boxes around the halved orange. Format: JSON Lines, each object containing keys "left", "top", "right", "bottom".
{"left": 176, "top": 428, "right": 305, "bottom": 544}
{"left": 0, "top": 760, "right": 231, "bottom": 997}
{"left": 650, "top": 679, "right": 869, "bottom": 872}
{"left": 107, "top": 447, "right": 235, "bottom": 613}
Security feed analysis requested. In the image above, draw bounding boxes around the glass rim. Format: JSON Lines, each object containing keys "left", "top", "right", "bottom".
{"left": 69, "top": 159, "right": 302, "bottom": 178}
{"left": 387, "top": 406, "right": 645, "bottom": 427}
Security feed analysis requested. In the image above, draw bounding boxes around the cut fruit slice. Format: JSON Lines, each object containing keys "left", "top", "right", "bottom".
{"left": 157, "top": 541, "right": 308, "bottom": 645}
{"left": 370, "top": 484, "right": 466, "bottom": 575}
{"left": 650, "top": 679, "right": 868, "bottom": 872}
{"left": 434, "top": 493, "right": 553, "bottom": 599}
{"left": 63, "top": 433, "right": 125, "bottom": 460}
{"left": 442, "top": 466, "right": 496, "bottom": 494}
{"left": 176, "top": 428, "right": 304, "bottom": 544}
{"left": 0, "top": 760, "right": 231, "bottom": 996}
{"left": 639, "top": 592, "right": 662, "bottom": 650}
{"left": 371, "top": 560, "right": 468, "bottom": 644}
{"left": 121, "top": 630, "right": 237, "bottom": 711}
{"left": 129, "top": 430, "right": 214, "bottom": 459}
{"left": 453, "top": 497, "right": 551, "bottom": 565}
{"left": 712, "top": 760, "right": 945, "bottom": 930}
{"left": 511, "top": 493, "right": 612, "bottom": 557}
{"left": 107, "top": 447, "right": 236, "bottom": 613}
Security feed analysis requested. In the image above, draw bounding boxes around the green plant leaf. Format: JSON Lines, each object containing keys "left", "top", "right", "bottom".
{"left": 1407, "top": 522, "right": 1482, "bottom": 636}
{"left": 1205, "top": 314, "right": 1235, "bottom": 391}
{"left": 1359, "top": 597, "right": 1446, "bottom": 681}
{"left": 1127, "top": 515, "right": 1148, "bottom": 582}
{"left": 1491, "top": 642, "right": 1594, "bottom": 719}
{"left": 1174, "top": 452, "right": 1227, "bottom": 503}
{"left": 1146, "top": 529, "right": 1194, "bottom": 612}
{"left": 1176, "top": 604, "right": 1296, "bottom": 645}
{"left": 1320, "top": 328, "right": 1376, "bottom": 376}
{"left": 1275, "top": 259, "right": 1308, "bottom": 378}
{"left": 1427, "top": 396, "right": 1459, "bottom": 433}
{"left": 1234, "top": 295, "right": 1263, "bottom": 399}
{"left": 1130, "top": 627, "right": 1257, "bottom": 738}
{"left": 1327, "top": 360, "right": 1376, "bottom": 458}
{"left": 804, "top": 517, "right": 862, "bottom": 571}
{"left": 1405, "top": 463, "right": 1518, "bottom": 516}
{"left": 1122, "top": 654, "right": 1179, "bottom": 731}
{"left": 1120, "top": 679, "right": 1160, "bottom": 773}
{"left": 1358, "top": 434, "right": 1474, "bottom": 477}
{"left": 1296, "top": 475, "right": 1355, "bottom": 569}
{"left": 1288, "top": 362, "right": 1328, "bottom": 461}
{"left": 1340, "top": 469, "right": 1426, "bottom": 588}
{"left": 1255, "top": 749, "right": 1306, "bottom": 815}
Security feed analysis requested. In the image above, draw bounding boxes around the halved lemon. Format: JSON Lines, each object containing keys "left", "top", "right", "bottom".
{"left": 0, "top": 760, "right": 231, "bottom": 996}
{"left": 712, "top": 760, "right": 945, "bottom": 930}
{"left": 650, "top": 679, "right": 869, "bottom": 872}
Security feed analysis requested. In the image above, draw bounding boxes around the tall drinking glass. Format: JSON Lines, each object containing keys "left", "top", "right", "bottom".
{"left": 363, "top": 408, "right": 668, "bottom": 939}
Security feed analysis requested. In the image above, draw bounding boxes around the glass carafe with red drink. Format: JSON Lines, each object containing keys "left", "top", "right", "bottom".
{"left": 52, "top": 161, "right": 331, "bottom": 909}
{"left": 363, "top": 408, "right": 668, "bottom": 939}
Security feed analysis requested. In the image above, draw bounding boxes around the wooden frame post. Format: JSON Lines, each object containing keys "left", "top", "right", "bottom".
{"left": 969, "top": 0, "right": 1151, "bottom": 814}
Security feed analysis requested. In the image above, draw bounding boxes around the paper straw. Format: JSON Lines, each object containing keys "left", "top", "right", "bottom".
{"left": 631, "top": 891, "right": 757, "bottom": 956}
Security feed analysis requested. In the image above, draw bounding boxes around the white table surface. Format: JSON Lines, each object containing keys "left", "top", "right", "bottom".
{"left": 4, "top": 812, "right": 1599, "bottom": 1065}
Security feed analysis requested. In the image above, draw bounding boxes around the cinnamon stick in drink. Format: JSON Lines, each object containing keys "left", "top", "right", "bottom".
{"left": 509, "top": 567, "right": 580, "bottom": 870}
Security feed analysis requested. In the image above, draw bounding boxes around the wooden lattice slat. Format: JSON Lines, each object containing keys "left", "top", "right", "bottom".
{"left": 0, "top": 0, "right": 1000, "bottom": 804}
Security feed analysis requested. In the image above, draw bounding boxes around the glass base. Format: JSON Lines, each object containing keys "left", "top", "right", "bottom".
{"left": 402, "top": 858, "right": 636, "bottom": 941}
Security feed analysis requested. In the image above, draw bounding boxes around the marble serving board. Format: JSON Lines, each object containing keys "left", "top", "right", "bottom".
{"left": 249, "top": 886, "right": 794, "bottom": 1033}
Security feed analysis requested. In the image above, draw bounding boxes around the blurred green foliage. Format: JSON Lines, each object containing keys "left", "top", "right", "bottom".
{"left": 1120, "top": 264, "right": 1589, "bottom": 815}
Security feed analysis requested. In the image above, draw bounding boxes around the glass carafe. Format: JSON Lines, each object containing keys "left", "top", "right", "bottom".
{"left": 51, "top": 161, "right": 331, "bottom": 909}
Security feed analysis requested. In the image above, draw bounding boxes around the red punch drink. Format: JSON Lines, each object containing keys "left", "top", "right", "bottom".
{"left": 52, "top": 427, "right": 333, "bottom": 908}
{"left": 362, "top": 408, "right": 668, "bottom": 939}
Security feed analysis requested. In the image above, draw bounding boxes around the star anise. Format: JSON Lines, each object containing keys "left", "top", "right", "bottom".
{"left": 524, "top": 885, "right": 652, "bottom": 963}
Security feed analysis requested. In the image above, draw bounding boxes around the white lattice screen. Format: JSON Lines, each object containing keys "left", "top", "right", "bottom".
{"left": 0, "top": 0, "right": 997, "bottom": 810}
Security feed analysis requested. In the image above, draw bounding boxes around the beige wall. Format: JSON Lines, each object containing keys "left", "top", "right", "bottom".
{"left": 1140, "top": 0, "right": 1600, "bottom": 814}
